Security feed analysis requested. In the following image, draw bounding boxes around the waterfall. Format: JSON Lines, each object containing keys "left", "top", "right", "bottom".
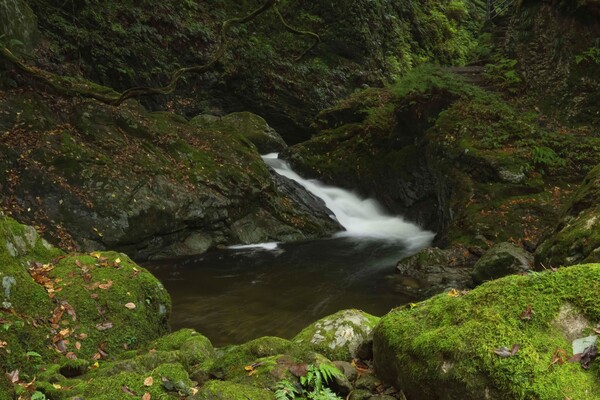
{"left": 262, "top": 153, "right": 435, "bottom": 250}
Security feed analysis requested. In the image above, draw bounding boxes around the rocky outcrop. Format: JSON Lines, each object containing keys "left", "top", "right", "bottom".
{"left": 536, "top": 164, "right": 600, "bottom": 266}
{"left": 505, "top": 1, "right": 600, "bottom": 129}
{"left": 471, "top": 242, "right": 532, "bottom": 283}
{"left": 374, "top": 264, "right": 600, "bottom": 400}
{"left": 0, "top": 92, "right": 340, "bottom": 259}
{"left": 26, "top": 0, "right": 486, "bottom": 143}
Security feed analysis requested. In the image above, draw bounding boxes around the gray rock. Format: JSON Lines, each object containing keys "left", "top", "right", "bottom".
{"left": 471, "top": 242, "right": 532, "bottom": 284}
{"left": 0, "top": 0, "right": 38, "bottom": 53}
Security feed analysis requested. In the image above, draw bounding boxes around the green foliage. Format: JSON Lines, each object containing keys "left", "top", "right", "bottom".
{"left": 484, "top": 57, "right": 522, "bottom": 91}
{"left": 531, "top": 146, "right": 566, "bottom": 168}
{"left": 275, "top": 363, "right": 342, "bottom": 400}
{"left": 575, "top": 46, "right": 600, "bottom": 65}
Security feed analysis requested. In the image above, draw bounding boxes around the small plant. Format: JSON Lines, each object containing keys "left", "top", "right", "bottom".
{"left": 531, "top": 146, "right": 566, "bottom": 168}
{"left": 484, "top": 57, "right": 522, "bottom": 92}
{"left": 274, "top": 363, "right": 343, "bottom": 400}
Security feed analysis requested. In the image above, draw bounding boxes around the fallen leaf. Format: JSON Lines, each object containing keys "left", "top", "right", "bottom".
{"left": 579, "top": 345, "right": 598, "bottom": 370}
{"left": 447, "top": 288, "right": 461, "bottom": 297}
{"left": 142, "top": 393, "right": 151, "bottom": 400}
{"left": 90, "top": 252, "right": 102, "bottom": 259}
{"left": 144, "top": 376, "right": 153, "bottom": 386}
{"left": 121, "top": 385, "right": 137, "bottom": 396}
{"left": 95, "top": 322, "right": 113, "bottom": 331}
{"left": 115, "top": 258, "right": 121, "bottom": 264}
{"left": 124, "top": 302, "right": 136, "bottom": 310}
{"left": 550, "top": 348, "right": 568, "bottom": 367}
{"left": 520, "top": 305, "right": 534, "bottom": 321}
{"left": 75, "top": 342, "right": 81, "bottom": 351}
{"left": 52, "top": 383, "right": 62, "bottom": 389}
{"left": 98, "top": 280, "right": 113, "bottom": 290}
{"left": 66, "top": 352, "right": 77, "bottom": 360}
{"left": 289, "top": 363, "right": 308, "bottom": 377}
{"left": 91, "top": 361, "right": 100, "bottom": 369}
{"left": 0, "top": 341, "right": 7, "bottom": 348}
{"left": 494, "top": 344, "right": 520, "bottom": 358}
{"left": 6, "top": 369, "right": 19, "bottom": 383}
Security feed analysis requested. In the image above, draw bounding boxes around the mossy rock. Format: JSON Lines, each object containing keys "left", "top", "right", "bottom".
{"left": 293, "top": 309, "right": 380, "bottom": 362}
{"left": 192, "top": 380, "right": 275, "bottom": 400}
{"left": 536, "top": 164, "right": 600, "bottom": 266}
{"left": 373, "top": 264, "right": 600, "bottom": 400}
{"left": 191, "top": 112, "right": 287, "bottom": 154}
{"left": 0, "top": 0, "right": 38, "bottom": 53}
{"left": 43, "top": 251, "right": 171, "bottom": 359}
{"left": 39, "top": 362, "right": 194, "bottom": 399}
{"left": 0, "top": 215, "right": 172, "bottom": 384}
{"left": 149, "top": 328, "right": 215, "bottom": 371}
{"left": 471, "top": 242, "right": 533, "bottom": 284}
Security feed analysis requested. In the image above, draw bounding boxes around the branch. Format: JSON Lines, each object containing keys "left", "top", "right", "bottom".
{"left": 1, "top": 0, "right": 320, "bottom": 106}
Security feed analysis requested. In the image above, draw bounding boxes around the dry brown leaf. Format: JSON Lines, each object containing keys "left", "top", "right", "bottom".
{"left": 143, "top": 376, "right": 153, "bottom": 386}
{"left": 95, "top": 322, "right": 113, "bottom": 331}
{"left": 124, "top": 302, "right": 136, "bottom": 310}
{"left": 75, "top": 341, "right": 81, "bottom": 351}
{"left": 0, "top": 341, "right": 7, "bottom": 348}
{"left": 142, "top": 393, "right": 151, "bottom": 400}
{"left": 98, "top": 280, "right": 113, "bottom": 290}
{"left": 6, "top": 369, "right": 19, "bottom": 383}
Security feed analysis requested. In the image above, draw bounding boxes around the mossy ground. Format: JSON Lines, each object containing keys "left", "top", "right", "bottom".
{"left": 374, "top": 264, "right": 600, "bottom": 399}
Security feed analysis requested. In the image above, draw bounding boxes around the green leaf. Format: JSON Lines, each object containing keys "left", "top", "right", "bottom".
{"left": 26, "top": 351, "right": 43, "bottom": 358}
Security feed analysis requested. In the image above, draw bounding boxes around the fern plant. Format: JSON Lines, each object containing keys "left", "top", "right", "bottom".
{"left": 275, "top": 363, "right": 343, "bottom": 400}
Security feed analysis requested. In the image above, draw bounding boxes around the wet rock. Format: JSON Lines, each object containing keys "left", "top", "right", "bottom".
{"left": 374, "top": 264, "right": 600, "bottom": 400}
{"left": 0, "top": 94, "right": 340, "bottom": 259}
{"left": 333, "top": 361, "right": 358, "bottom": 382}
{"left": 354, "top": 373, "right": 381, "bottom": 392}
{"left": 471, "top": 242, "right": 533, "bottom": 284}
{"left": 293, "top": 309, "right": 380, "bottom": 362}
{"left": 395, "top": 247, "right": 476, "bottom": 295}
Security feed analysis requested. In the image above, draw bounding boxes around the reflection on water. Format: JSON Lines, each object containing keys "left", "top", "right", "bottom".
{"left": 143, "top": 237, "right": 426, "bottom": 346}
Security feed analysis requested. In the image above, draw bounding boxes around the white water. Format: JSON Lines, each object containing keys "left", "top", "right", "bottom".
{"left": 262, "top": 153, "right": 435, "bottom": 250}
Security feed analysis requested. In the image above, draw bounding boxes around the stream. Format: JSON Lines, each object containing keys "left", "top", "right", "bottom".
{"left": 144, "top": 154, "right": 435, "bottom": 346}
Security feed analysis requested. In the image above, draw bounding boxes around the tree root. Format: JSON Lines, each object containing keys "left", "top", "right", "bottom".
{"left": 1, "top": 0, "right": 320, "bottom": 106}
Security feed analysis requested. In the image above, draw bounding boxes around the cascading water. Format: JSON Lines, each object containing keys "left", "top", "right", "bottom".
{"left": 145, "top": 154, "right": 436, "bottom": 345}
{"left": 262, "top": 153, "right": 435, "bottom": 250}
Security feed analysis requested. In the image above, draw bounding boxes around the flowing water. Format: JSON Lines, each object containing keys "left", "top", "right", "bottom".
{"left": 144, "top": 154, "right": 435, "bottom": 346}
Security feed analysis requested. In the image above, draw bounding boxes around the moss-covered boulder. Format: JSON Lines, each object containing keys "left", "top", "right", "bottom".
{"left": 192, "top": 112, "right": 287, "bottom": 154}
{"left": 471, "top": 242, "right": 533, "bottom": 284}
{"left": 293, "top": 310, "right": 380, "bottom": 362}
{"left": 0, "top": 0, "right": 38, "bottom": 53}
{"left": 373, "top": 264, "right": 600, "bottom": 400}
{"left": 34, "top": 329, "right": 215, "bottom": 399}
{"left": 536, "top": 164, "right": 600, "bottom": 266}
{"left": 0, "top": 214, "right": 171, "bottom": 389}
{"left": 0, "top": 91, "right": 339, "bottom": 259}
{"left": 193, "top": 380, "right": 275, "bottom": 400}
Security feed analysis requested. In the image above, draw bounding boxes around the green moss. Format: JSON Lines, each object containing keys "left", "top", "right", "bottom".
{"left": 374, "top": 264, "right": 600, "bottom": 399}
{"left": 193, "top": 380, "right": 275, "bottom": 400}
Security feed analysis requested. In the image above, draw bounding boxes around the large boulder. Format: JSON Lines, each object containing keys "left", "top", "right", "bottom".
{"left": 0, "top": 0, "right": 38, "bottom": 52}
{"left": 293, "top": 309, "right": 379, "bottom": 362}
{"left": 0, "top": 92, "right": 340, "bottom": 259}
{"left": 0, "top": 215, "right": 171, "bottom": 382}
{"left": 536, "top": 164, "right": 600, "bottom": 266}
{"left": 471, "top": 242, "right": 533, "bottom": 284}
{"left": 373, "top": 264, "right": 600, "bottom": 400}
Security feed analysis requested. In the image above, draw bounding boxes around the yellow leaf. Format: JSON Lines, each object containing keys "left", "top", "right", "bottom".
{"left": 90, "top": 252, "right": 102, "bottom": 259}
{"left": 91, "top": 361, "right": 100, "bottom": 369}
{"left": 115, "top": 258, "right": 121, "bottom": 264}
{"left": 143, "top": 376, "right": 153, "bottom": 386}
{"left": 52, "top": 384, "right": 62, "bottom": 389}
{"left": 447, "top": 289, "right": 461, "bottom": 297}
{"left": 244, "top": 365, "right": 254, "bottom": 372}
